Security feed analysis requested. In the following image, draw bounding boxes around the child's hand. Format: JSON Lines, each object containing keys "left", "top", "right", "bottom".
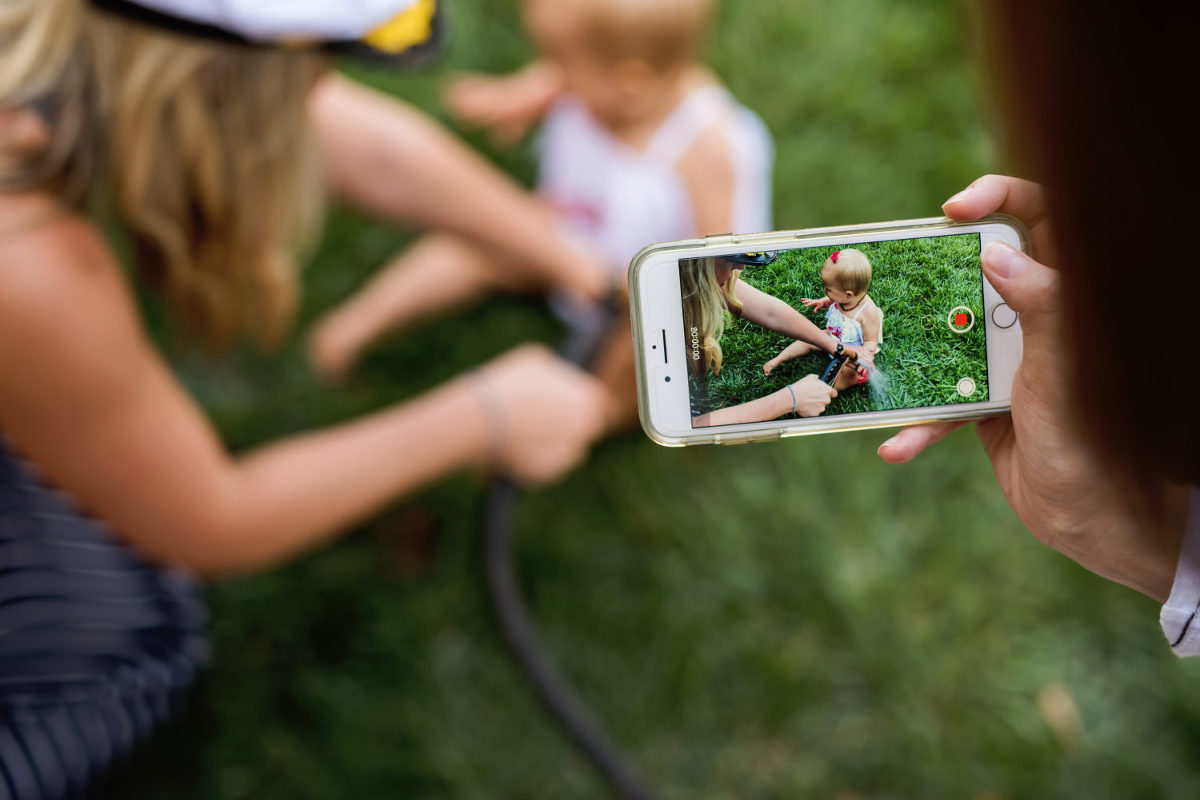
{"left": 801, "top": 297, "right": 831, "bottom": 310}
{"left": 443, "top": 63, "right": 562, "bottom": 146}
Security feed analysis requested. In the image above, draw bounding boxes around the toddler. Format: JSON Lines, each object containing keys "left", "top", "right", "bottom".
{"left": 310, "top": 0, "right": 774, "bottom": 421}
{"left": 763, "top": 248, "right": 882, "bottom": 391}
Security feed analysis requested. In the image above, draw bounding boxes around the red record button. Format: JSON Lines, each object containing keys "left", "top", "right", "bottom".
{"left": 947, "top": 305, "right": 975, "bottom": 333}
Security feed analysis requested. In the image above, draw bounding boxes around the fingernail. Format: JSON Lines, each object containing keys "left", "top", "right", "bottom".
{"left": 878, "top": 435, "right": 899, "bottom": 453}
{"left": 981, "top": 241, "right": 1028, "bottom": 280}
{"left": 942, "top": 184, "right": 973, "bottom": 209}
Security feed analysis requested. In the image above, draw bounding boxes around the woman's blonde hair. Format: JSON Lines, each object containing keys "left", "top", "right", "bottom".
{"left": 680, "top": 257, "right": 742, "bottom": 378}
{"left": 1, "top": 0, "right": 326, "bottom": 349}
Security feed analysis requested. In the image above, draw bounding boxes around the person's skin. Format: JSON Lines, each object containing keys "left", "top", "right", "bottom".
{"left": 763, "top": 277, "right": 880, "bottom": 391}
{"left": 693, "top": 374, "right": 836, "bottom": 427}
{"left": 877, "top": 174, "right": 1189, "bottom": 601}
{"left": 687, "top": 260, "right": 847, "bottom": 426}
{"left": 311, "top": 21, "right": 742, "bottom": 425}
{"left": 444, "top": 60, "right": 563, "bottom": 146}
{"left": 717, "top": 260, "right": 859, "bottom": 366}
{"left": 0, "top": 84, "right": 614, "bottom": 577}
{"left": 310, "top": 75, "right": 610, "bottom": 302}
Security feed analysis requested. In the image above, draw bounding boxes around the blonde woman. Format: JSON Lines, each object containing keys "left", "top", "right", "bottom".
{"left": 0, "top": 1, "right": 613, "bottom": 794}
{"left": 683, "top": 254, "right": 858, "bottom": 426}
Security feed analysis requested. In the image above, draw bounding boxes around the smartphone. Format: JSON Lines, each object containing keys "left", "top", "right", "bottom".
{"left": 629, "top": 215, "right": 1029, "bottom": 446}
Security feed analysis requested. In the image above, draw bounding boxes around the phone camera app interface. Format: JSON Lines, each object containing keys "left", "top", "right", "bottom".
{"left": 680, "top": 234, "right": 988, "bottom": 428}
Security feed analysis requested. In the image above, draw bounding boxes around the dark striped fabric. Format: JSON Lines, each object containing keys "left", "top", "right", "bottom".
{"left": 0, "top": 439, "right": 208, "bottom": 799}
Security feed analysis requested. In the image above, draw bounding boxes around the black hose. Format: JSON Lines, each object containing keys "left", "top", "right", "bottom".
{"left": 482, "top": 297, "right": 658, "bottom": 800}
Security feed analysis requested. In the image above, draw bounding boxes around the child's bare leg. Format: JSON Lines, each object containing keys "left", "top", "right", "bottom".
{"left": 832, "top": 359, "right": 862, "bottom": 392}
{"left": 763, "top": 340, "right": 817, "bottom": 376}
{"left": 310, "top": 233, "right": 538, "bottom": 380}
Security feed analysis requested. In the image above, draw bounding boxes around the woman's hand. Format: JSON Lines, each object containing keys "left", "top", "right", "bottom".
{"left": 475, "top": 344, "right": 612, "bottom": 485}
{"left": 877, "top": 175, "right": 1187, "bottom": 600}
{"left": 790, "top": 374, "right": 837, "bottom": 417}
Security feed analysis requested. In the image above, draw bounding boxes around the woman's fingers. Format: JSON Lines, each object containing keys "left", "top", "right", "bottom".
{"left": 980, "top": 242, "right": 1060, "bottom": 340}
{"left": 484, "top": 345, "right": 609, "bottom": 485}
{"left": 942, "top": 174, "right": 1048, "bottom": 225}
{"left": 876, "top": 422, "right": 967, "bottom": 463}
{"left": 793, "top": 375, "right": 836, "bottom": 416}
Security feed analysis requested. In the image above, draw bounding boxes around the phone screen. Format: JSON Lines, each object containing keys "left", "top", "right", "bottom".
{"left": 680, "top": 233, "right": 989, "bottom": 427}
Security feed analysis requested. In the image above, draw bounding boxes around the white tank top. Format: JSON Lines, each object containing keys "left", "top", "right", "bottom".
{"left": 538, "top": 85, "right": 774, "bottom": 273}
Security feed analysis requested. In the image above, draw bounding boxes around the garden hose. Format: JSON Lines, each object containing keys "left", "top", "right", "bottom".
{"left": 482, "top": 294, "right": 658, "bottom": 800}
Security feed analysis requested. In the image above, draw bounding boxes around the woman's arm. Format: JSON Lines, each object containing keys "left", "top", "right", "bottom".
{"left": 736, "top": 281, "right": 838, "bottom": 353}
{"left": 310, "top": 73, "right": 607, "bottom": 299}
{"left": 0, "top": 216, "right": 607, "bottom": 576}
{"left": 693, "top": 375, "right": 834, "bottom": 426}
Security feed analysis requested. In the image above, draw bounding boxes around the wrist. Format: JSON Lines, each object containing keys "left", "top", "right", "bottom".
{"left": 432, "top": 371, "right": 499, "bottom": 472}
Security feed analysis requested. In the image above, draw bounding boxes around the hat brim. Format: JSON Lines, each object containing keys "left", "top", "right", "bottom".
{"left": 89, "top": 0, "right": 445, "bottom": 69}
{"left": 325, "top": 0, "right": 445, "bottom": 68}
{"left": 723, "top": 251, "right": 779, "bottom": 266}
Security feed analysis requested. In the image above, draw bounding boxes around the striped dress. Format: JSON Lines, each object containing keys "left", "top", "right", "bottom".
{"left": 0, "top": 438, "right": 208, "bottom": 799}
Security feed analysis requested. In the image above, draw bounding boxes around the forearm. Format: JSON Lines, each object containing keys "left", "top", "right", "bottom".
{"left": 741, "top": 285, "right": 836, "bottom": 353}
{"left": 769, "top": 301, "right": 835, "bottom": 350}
{"left": 693, "top": 387, "right": 792, "bottom": 427}
{"left": 210, "top": 377, "right": 488, "bottom": 575}
{"left": 311, "top": 75, "right": 603, "bottom": 296}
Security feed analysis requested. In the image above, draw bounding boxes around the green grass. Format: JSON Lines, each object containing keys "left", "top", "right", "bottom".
{"left": 108, "top": 1, "right": 1200, "bottom": 798}
{"left": 702, "top": 234, "right": 989, "bottom": 418}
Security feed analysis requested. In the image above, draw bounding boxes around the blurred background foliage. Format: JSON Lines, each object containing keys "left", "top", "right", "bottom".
{"left": 111, "top": 0, "right": 1200, "bottom": 797}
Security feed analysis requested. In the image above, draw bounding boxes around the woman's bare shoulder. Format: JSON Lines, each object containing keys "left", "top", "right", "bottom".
{"left": 0, "top": 207, "right": 134, "bottom": 324}
{"left": 0, "top": 204, "right": 143, "bottom": 374}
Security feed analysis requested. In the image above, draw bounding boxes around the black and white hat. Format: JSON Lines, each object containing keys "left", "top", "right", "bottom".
{"left": 90, "top": 0, "right": 444, "bottom": 66}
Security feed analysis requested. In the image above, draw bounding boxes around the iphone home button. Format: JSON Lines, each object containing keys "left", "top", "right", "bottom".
{"left": 991, "top": 303, "right": 1018, "bottom": 329}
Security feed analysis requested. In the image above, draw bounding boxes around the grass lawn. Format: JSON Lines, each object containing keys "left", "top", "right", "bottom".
{"left": 702, "top": 234, "right": 989, "bottom": 419}
{"left": 109, "top": 1, "right": 1200, "bottom": 798}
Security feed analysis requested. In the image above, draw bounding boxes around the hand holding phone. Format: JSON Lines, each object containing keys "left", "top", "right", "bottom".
{"left": 878, "top": 175, "right": 1186, "bottom": 602}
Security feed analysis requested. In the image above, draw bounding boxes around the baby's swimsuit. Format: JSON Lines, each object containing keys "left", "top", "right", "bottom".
{"left": 825, "top": 301, "right": 881, "bottom": 384}
{"left": 0, "top": 437, "right": 208, "bottom": 799}
{"left": 538, "top": 85, "right": 775, "bottom": 272}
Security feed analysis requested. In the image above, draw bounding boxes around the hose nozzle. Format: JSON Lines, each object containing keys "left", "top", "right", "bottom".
{"left": 819, "top": 344, "right": 858, "bottom": 386}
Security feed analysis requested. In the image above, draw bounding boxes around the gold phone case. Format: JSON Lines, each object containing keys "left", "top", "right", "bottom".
{"left": 628, "top": 215, "right": 1032, "bottom": 447}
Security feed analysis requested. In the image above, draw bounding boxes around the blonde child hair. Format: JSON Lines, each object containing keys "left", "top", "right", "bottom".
{"left": 0, "top": 0, "right": 326, "bottom": 349}
{"left": 823, "top": 248, "right": 872, "bottom": 295}
{"left": 530, "top": 0, "right": 713, "bottom": 73}
{"left": 681, "top": 257, "right": 743, "bottom": 378}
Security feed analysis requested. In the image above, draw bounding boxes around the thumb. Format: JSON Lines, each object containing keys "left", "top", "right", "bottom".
{"left": 981, "top": 242, "right": 1060, "bottom": 336}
